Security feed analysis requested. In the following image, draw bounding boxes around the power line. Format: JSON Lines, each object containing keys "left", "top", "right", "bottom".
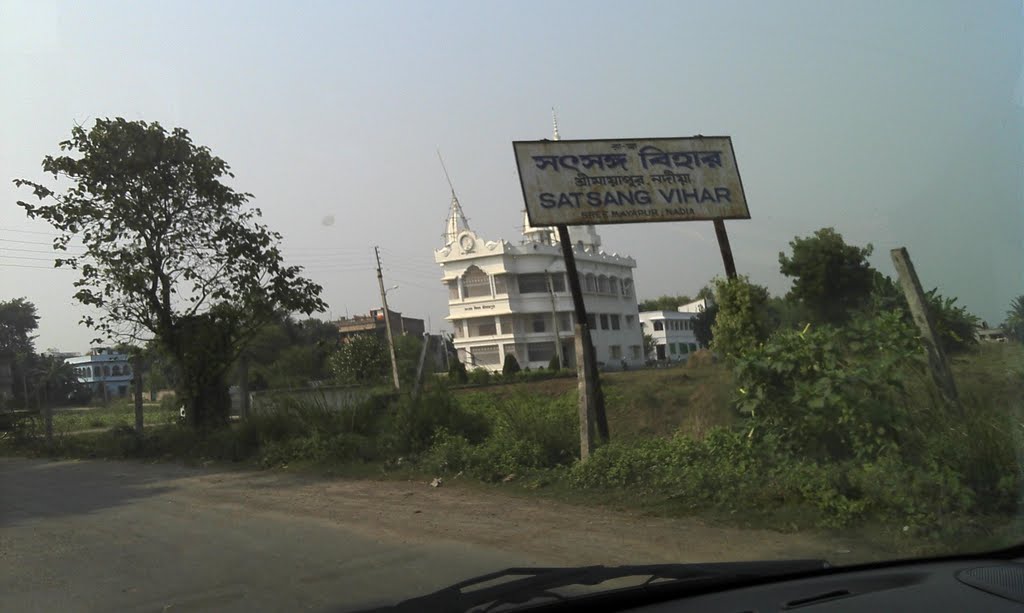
{"left": 0, "top": 262, "right": 73, "bottom": 270}
{"left": 0, "top": 254, "right": 62, "bottom": 262}
{"left": 0, "top": 227, "right": 61, "bottom": 236}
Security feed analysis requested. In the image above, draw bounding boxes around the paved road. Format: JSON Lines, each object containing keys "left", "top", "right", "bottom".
{"left": 0, "top": 458, "right": 541, "bottom": 612}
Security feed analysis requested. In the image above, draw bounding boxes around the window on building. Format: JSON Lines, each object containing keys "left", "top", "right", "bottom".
{"left": 584, "top": 274, "right": 597, "bottom": 293}
{"left": 622, "top": 278, "right": 634, "bottom": 298}
{"left": 653, "top": 320, "right": 664, "bottom": 331}
{"left": 467, "top": 317, "right": 497, "bottom": 337}
{"left": 557, "top": 312, "right": 572, "bottom": 332}
{"left": 462, "top": 265, "right": 491, "bottom": 298}
{"left": 609, "top": 276, "right": 620, "bottom": 295}
{"left": 112, "top": 365, "right": 122, "bottom": 376}
{"left": 531, "top": 315, "right": 547, "bottom": 333}
{"left": 549, "top": 273, "right": 566, "bottom": 292}
{"left": 517, "top": 273, "right": 549, "bottom": 294}
{"left": 609, "top": 345, "right": 622, "bottom": 359}
{"left": 471, "top": 345, "right": 501, "bottom": 366}
{"left": 689, "top": 343, "right": 698, "bottom": 353}
{"left": 599, "top": 314, "right": 609, "bottom": 330}
{"left": 587, "top": 313, "right": 597, "bottom": 328}
{"left": 103, "top": 365, "right": 111, "bottom": 377}
{"left": 669, "top": 343, "right": 676, "bottom": 355}
{"left": 631, "top": 345, "right": 642, "bottom": 359}
{"left": 123, "top": 364, "right": 132, "bottom": 377}
{"left": 499, "top": 316, "right": 513, "bottom": 335}
{"left": 447, "top": 279, "right": 460, "bottom": 300}
{"left": 527, "top": 342, "right": 556, "bottom": 362}
{"left": 610, "top": 314, "right": 620, "bottom": 330}
{"left": 597, "top": 275, "right": 609, "bottom": 294}
{"left": 625, "top": 315, "right": 635, "bottom": 328}
{"left": 680, "top": 343, "right": 689, "bottom": 354}
{"left": 493, "top": 274, "right": 508, "bottom": 295}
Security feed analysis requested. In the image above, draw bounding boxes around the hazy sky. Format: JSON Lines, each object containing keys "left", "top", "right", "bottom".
{"left": 2, "top": 0, "right": 1021, "bottom": 351}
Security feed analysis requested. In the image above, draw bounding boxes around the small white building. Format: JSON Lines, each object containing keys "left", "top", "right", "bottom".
{"left": 434, "top": 193, "right": 644, "bottom": 372}
{"left": 639, "top": 298, "right": 710, "bottom": 362}
{"left": 65, "top": 347, "right": 134, "bottom": 398}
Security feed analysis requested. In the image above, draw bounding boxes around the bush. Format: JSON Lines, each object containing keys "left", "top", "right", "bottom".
{"left": 382, "top": 386, "right": 490, "bottom": 455}
{"left": 548, "top": 355, "right": 561, "bottom": 371}
{"left": 467, "top": 368, "right": 493, "bottom": 386}
{"left": 733, "top": 311, "right": 921, "bottom": 460}
{"left": 502, "top": 355, "right": 522, "bottom": 377}
{"left": 424, "top": 393, "right": 578, "bottom": 481}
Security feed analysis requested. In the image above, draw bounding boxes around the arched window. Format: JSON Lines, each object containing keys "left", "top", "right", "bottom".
{"left": 609, "top": 276, "right": 620, "bottom": 295}
{"left": 597, "top": 275, "right": 609, "bottom": 294}
{"left": 112, "top": 365, "right": 122, "bottom": 376}
{"left": 123, "top": 364, "right": 132, "bottom": 377}
{"left": 653, "top": 321, "right": 664, "bottom": 331}
{"left": 103, "top": 365, "right": 111, "bottom": 377}
{"left": 622, "top": 279, "right": 634, "bottom": 298}
{"left": 584, "top": 274, "right": 597, "bottom": 293}
{"left": 462, "top": 265, "right": 491, "bottom": 298}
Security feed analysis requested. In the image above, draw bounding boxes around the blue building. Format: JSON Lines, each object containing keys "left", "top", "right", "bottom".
{"left": 65, "top": 348, "right": 134, "bottom": 399}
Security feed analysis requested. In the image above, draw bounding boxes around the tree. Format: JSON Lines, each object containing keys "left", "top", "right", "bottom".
{"left": 0, "top": 298, "right": 39, "bottom": 358}
{"left": 642, "top": 332, "right": 656, "bottom": 360}
{"left": 692, "top": 302, "right": 718, "bottom": 348}
{"left": 16, "top": 118, "right": 325, "bottom": 427}
{"left": 330, "top": 334, "right": 389, "bottom": 385}
{"left": 778, "top": 227, "right": 875, "bottom": 325}
{"left": 695, "top": 285, "right": 715, "bottom": 301}
{"left": 1008, "top": 295, "right": 1024, "bottom": 342}
{"left": 710, "top": 276, "right": 772, "bottom": 359}
{"left": 502, "top": 354, "right": 521, "bottom": 377}
{"left": 638, "top": 295, "right": 692, "bottom": 312}
{"left": 547, "top": 355, "right": 561, "bottom": 371}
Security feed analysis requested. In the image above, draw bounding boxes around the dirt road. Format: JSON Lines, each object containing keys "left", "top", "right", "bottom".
{"left": 1, "top": 457, "right": 854, "bottom": 612}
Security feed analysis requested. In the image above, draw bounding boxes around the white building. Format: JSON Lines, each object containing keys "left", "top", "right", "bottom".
{"left": 639, "top": 298, "right": 710, "bottom": 362}
{"left": 434, "top": 193, "right": 644, "bottom": 372}
{"left": 65, "top": 347, "right": 134, "bottom": 398}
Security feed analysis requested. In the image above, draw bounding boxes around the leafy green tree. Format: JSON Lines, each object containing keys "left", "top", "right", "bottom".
{"left": 710, "top": 276, "right": 772, "bottom": 359}
{"left": 502, "top": 354, "right": 522, "bottom": 377}
{"left": 1005, "top": 296, "right": 1024, "bottom": 342}
{"left": 16, "top": 118, "right": 325, "bottom": 427}
{"left": 330, "top": 334, "right": 389, "bottom": 385}
{"left": 695, "top": 285, "right": 715, "bottom": 301}
{"left": 778, "top": 227, "right": 875, "bottom": 325}
{"left": 638, "top": 295, "right": 692, "bottom": 312}
{"left": 448, "top": 358, "right": 469, "bottom": 384}
{"left": 692, "top": 302, "right": 718, "bottom": 349}
{"left": 0, "top": 298, "right": 38, "bottom": 358}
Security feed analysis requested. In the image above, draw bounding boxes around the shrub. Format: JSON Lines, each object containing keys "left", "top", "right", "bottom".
{"left": 733, "top": 311, "right": 920, "bottom": 460}
{"left": 383, "top": 386, "right": 490, "bottom": 455}
{"left": 467, "top": 368, "right": 493, "bottom": 386}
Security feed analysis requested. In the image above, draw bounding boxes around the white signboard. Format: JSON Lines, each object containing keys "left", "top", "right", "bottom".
{"left": 513, "top": 136, "right": 749, "bottom": 226}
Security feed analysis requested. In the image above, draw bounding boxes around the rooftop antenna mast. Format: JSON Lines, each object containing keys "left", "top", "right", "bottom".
{"left": 437, "top": 149, "right": 458, "bottom": 198}
{"left": 551, "top": 107, "right": 560, "bottom": 141}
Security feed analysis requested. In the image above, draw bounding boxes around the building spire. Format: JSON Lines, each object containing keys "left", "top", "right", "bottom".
{"left": 551, "top": 107, "right": 560, "bottom": 141}
{"left": 438, "top": 150, "right": 470, "bottom": 245}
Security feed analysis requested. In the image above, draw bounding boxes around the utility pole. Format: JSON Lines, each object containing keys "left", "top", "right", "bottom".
{"left": 546, "top": 270, "right": 565, "bottom": 369}
{"left": 375, "top": 246, "right": 401, "bottom": 390}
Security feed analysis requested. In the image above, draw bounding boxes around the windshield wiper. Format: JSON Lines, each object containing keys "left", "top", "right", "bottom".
{"left": 356, "top": 559, "right": 831, "bottom": 613}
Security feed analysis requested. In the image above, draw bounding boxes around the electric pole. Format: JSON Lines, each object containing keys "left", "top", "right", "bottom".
{"left": 546, "top": 270, "right": 565, "bottom": 369}
{"left": 375, "top": 246, "right": 401, "bottom": 390}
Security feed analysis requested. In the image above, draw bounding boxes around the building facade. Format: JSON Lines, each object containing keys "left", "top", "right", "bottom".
{"left": 65, "top": 347, "right": 133, "bottom": 398}
{"left": 434, "top": 191, "right": 644, "bottom": 372}
{"left": 335, "top": 308, "right": 425, "bottom": 343}
{"left": 638, "top": 300, "right": 711, "bottom": 362}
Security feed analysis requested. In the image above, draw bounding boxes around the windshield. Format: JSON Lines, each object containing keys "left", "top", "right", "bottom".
{"left": 1, "top": 1, "right": 1022, "bottom": 611}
